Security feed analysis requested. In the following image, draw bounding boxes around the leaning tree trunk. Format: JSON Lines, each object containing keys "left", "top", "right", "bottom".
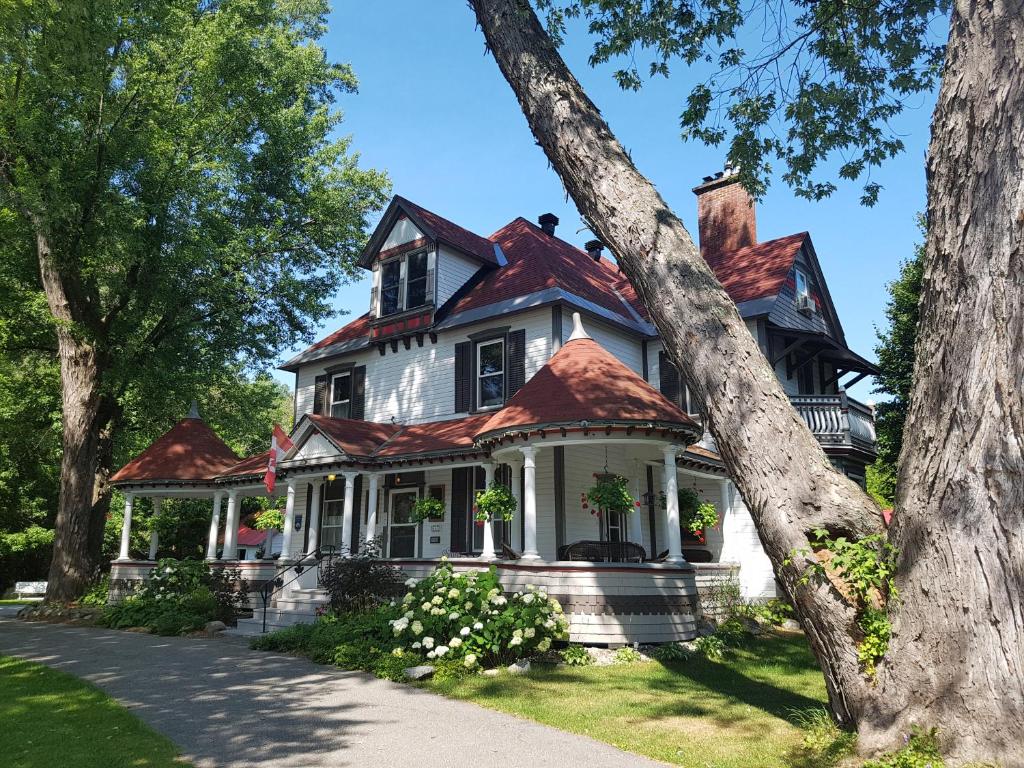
{"left": 858, "top": 2, "right": 1024, "bottom": 763}
{"left": 36, "top": 232, "right": 109, "bottom": 602}
{"left": 469, "top": 0, "right": 883, "bottom": 728}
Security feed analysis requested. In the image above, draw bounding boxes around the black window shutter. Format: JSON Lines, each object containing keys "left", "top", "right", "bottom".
{"left": 451, "top": 467, "right": 469, "bottom": 553}
{"left": 454, "top": 342, "right": 472, "bottom": 412}
{"left": 313, "top": 374, "right": 328, "bottom": 415}
{"left": 351, "top": 366, "right": 366, "bottom": 420}
{"left": 506, "top": 329, "right": 526, "bottom": 398}
{"left": 659, "top": 351, "right": 681, "bottom": 405}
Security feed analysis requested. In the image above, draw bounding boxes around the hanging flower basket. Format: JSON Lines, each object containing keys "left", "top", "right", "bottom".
{"left": 584, "top": 474, "right": 638, "bottom": 518}
{"left": 662, "top": 488, "right": 719, "bottom": 540}
{"left": 411, "top": 496, "right": 445, "bottom": 524}
{"left": 474, "top": 483, "right": 516, "bottom": 523}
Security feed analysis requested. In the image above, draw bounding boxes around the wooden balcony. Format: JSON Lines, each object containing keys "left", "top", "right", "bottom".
{"left": 790, "top": 393, "right": 876, "bottom": 460}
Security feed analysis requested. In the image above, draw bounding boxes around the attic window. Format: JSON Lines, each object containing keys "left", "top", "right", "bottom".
{"left": 377, "top": 250, "right": 432, "bottom": 317}
{"left": 795, "top": 268, "right": 810, "bottom": 299}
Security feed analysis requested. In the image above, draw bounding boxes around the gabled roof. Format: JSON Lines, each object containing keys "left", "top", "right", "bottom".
{"left": 304, "top": 414, "right": 402, "bottom": 458}
{"left": 110, "top": 417, "right": 240, "bottom": 484}
{"left": 477, "top": 325, "right": 700, "bottom": 440}
{"left": 358, "top": 195, "right": 499, "bottom": 268}
{"left": 703, "top": 232, "right": 808, "bottom": 305}
{"left": 375, "top": 414, "right": 493, "bottom": 458}
{"left": 218, "top": 451, "right": 270, "bottom": 480}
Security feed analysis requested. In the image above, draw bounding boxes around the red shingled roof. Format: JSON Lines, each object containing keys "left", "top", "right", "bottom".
{"left": 447, "top": 217, "right": 641, "bottom": 323}
{"left": 111, "top": 418, "right": 240, "bottom": 484}
{"left": 478, "top": 335, "right": 699, "bottom": 438}
{"left": 305, "top": 313, "right": 371, "bottom": 353}
{"left": 236, "top": 524, "right": 269, "bottom": 547}
{"left": 703, "top": 232, "right": 807, "bottom": 304}
{"left": 305, "top": 414, "right": 402, "bottom": 457}
{"left": 397, "top": 196, "right": 499, "bottom": 266}
{"left": 376, "top": 414, "right": 493, "bottom": 457}
{"left": 219, "top": 451, "right": 270, "bottom": 480}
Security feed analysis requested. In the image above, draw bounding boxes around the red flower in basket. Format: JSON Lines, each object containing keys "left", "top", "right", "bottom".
{"left": 635, "top": 500, "right": 642, "bottom": 507}
{"left": 475, "top": 520, "right": 485, "bottom": 527}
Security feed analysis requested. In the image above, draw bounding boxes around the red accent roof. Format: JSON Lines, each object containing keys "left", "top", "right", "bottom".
{"left": 305, "top": 313, "right": 371, "bottom": 353}
{"left": 110, "top": 418, "right": 240, "bottom": 484}
{"left": 396, "top": 196, "right": 499, "bottom": 266}
{"left": 219, "top": 451, "right": 270, "bottom": 479}
{"left": 236, "top": 524, "right": 269, "bottom": 547}
{"left": 702, "top": 232, "right": 807, "bottom": 304}
{"left": 306, "top": 414, "right": 402, "bottom": 457}
{"left": 375, "top": 414, "right": 494, "bottom": 457}
{"left": 447, "top": 218, "right": 642, "bottom": 323}
{"left": 479, "top": 336, "right": 699, "bottom": 437}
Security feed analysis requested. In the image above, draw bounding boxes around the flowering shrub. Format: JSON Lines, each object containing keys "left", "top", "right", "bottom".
{"left": 100, "top": 558, "right": 248, "bottom": 635}
{"left": 388, "top": 558, "right": 568, "bottom": 667}
{"left": 473, "top": 483, "right": 516, "bottom": 524}
{"left": 584, "top": 474, "right": 639, "bottom": 517}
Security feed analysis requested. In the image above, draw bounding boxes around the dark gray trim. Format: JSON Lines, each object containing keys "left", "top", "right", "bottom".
{"left": 467, "top": 325, "right": 510, "bottom": 342}
{"left": 554, "top": 446, "right": 565, "bottom": 552}
{"left": 324, "top": 360, "right": 356, "bottom": 375}
{"left": 551, "top": 305, "right": 563, "bottom": 354}
{"left": 641, "top": 340, "right": 648, "bottom": 381}
{"left": 281, "top": 335, "right": 370, "bottom": 371}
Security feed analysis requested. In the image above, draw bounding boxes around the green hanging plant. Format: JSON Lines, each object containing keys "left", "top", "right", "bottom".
{"left": 474, "top": 483, "right": 516, "bottom": 524}
{"left": 661, "top": 488, "right": 719, "bottom": 542}
{"left": 584, "top": 474, "right": 639, "bottom": 517}
{"left": 410, "top": 496, "right": 445, "bottom": 524}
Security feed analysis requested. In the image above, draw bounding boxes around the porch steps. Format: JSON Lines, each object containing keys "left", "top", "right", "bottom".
{"left": 230, "top": 587, "right": 330, "bottom": 637}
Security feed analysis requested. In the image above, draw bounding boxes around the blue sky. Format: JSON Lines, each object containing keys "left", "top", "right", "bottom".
{"left": 272, "top": 2, "right": 939, "bottom": 403}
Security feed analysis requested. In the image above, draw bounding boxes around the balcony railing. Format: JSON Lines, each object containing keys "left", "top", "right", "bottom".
{"left": 790, "top": 393, "right": 876, "bottom": 456}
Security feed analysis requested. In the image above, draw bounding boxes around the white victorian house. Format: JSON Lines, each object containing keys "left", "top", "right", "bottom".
{"left": 108, "top": 169, "right": 877, "bottom": 644}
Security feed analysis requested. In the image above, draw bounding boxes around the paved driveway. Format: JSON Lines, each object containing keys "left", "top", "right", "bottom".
{"left": 0, "top": 618, "right": 660, "bottom": 767}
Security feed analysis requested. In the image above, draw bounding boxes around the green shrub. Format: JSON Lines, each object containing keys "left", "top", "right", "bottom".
{"left": 695, "top": 633, "right": 727, "bottom": 661}
{"left": 250, "top": 623, "right": 316, "bottom": 653}
{"left": 613, "top": 646, "right": 643, "bottom": 664}
{"left": 0, "top": 525, "right": 54, "bottom": 591}
{"left": 785, "top": 708, "right": 856, "bottom": 768}
{"left": 560, "top": 644, "right": 593, "bottom": 666}
{"left": 863, "top": 727, "right": 944, "bottom": 768}
{"left": 100, "top": 558, "right": 248, "bottom": 635}
{"left": 320, "top": 542, "right": 401, "bottom": 613}
{"left": 388, "top": 558, "right": 569, "bottom": 668}
{"left": 716, "top": 617, "right": 749, "bottom": 647}
{"left": 79, "top": 574, "right": 111, "bottom": 607}
{"left": 751, "top": 598, "right": 794, "bottom": 626}
{"left": 651, "top": 642, "right": 691, "bottom": 663}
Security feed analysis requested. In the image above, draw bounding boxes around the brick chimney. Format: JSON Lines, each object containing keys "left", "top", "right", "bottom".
{"left": 692, "top": 164, "right": 756, "bottom": 259}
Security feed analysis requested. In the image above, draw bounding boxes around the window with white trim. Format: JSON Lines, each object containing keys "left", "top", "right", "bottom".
{"left": 380, "top": 259, "right": 402, "bottom": 316}
{"left": 330, "top": 372, "right": 352, "bottom": 419}
{"left": 476, "top": 338, "right": 505, "bottom": 408}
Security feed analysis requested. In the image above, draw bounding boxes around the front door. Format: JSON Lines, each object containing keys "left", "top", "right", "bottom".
{"left": 388, "top": 488, "right": 418, "bottom": 558}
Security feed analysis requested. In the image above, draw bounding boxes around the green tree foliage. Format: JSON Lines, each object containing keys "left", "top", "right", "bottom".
{"left": 0, "top": 0, "right": 389, "bottom": 597}
{"left": 538, "top": 0, "right": 949, "bottom": 203}
{"left": 870, "top": 217, "right": 925, "bottom": 505}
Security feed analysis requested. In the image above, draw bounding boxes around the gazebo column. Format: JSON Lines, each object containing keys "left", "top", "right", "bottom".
{"left": 223, "top": 490, "right": 241, "bottom": 561}
{"left": 279, "top": 480, "right": 298, "bottom": 560}
{"left": 365, "top": 473, "right": 380, "bottom": 544}
{"left": 306, "top": 479, "right": 324, "bottom": 555}
{"left": 508, "top": 457, "right": 524, "bottom": 552}
{"left": 117, "top": 493, "right": 135, "bottom": 561}
{"left": 662, "top": 446, "right": 685, "bottom": 564}
{"left": 521, "top": 446, "right": 540, "bottom": 559}
{"left": 481, "top": 461, "right": 496, "bottom": 559}
{"left": 206, "top": 491, "right": 224, "bottom": 560}
{"left": 148, "top": 498, "right": 163, "bottom": 561}
{"left": 341, "top": 471, "right": 359, "bottom": 556}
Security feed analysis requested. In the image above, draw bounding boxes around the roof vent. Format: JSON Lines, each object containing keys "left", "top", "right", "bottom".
{"left": 566, "top": 311, "right": 591, "bottom": 342}
{"left": 187, "top": 400, "right": 201, "bottom": 419}
{"left": 538, "top": 212, "right": 559, "bottom": 236}
{"left": 585, "top": 239, "right": 604, "bottom": 261}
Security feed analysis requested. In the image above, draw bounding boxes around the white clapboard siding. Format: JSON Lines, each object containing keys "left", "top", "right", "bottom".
{"left": 435, "top": 245, "right": 482, "bottom": 306}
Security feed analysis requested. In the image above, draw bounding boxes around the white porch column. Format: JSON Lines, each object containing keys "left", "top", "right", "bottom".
{"left": 223, "top": 490, "right": 241, "bottom": 560}
{"left": 662, "top": 446, "right": 685, "bottom": 564}
{"left": 481, "top": 462, "right": 496, "bottom": 559}
{"left": 117, "top": 493, "right": 135, "bottom": 561}
{"left": 365, "top": 473, "right": 380, "bottom": 544}
{"left": 279, "top": 480, "right": 298, "bottom": 559}
{"left": 521, "top": 446, "right": 540, "bottom": 559}
{"left": 627, "top": 500, "right": 643, "bottom": 546}
{"left": 508, "top": 457, "right": 524, "bottom": 553}
{"left": 341, "top": 471, "right": 359, "bottom": 555}
{"left": 306, "top": 479, "right": 324, "bottom": 555}
{"left": 206, "top": 492, "right": 224, "bottom": 560}
{"left": 148, "top": 498, "right": 162, "bottom": 560}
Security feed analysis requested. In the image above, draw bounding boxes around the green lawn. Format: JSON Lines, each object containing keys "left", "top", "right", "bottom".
{"left": 0, "top": 655, "right": 188, "bottom": 768}
{"left": 426, "top": 633, "right": 828, "bottom": 768}
{"left": 0, "top": 599, "right": 39, "bottom": 605}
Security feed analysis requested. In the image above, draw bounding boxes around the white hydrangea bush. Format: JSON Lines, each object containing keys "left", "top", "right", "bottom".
{"left": 387, "top": 557, "right": 568, "bottom": 668}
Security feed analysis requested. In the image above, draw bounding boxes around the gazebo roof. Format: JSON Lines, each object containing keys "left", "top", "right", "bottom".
{"left": 478, "top": 315, "right": 700, "bottom": 441}
{"left": 110, "top": 414, "right": 240, "bottom": 484}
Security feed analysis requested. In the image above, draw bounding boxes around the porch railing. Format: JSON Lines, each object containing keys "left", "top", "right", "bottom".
{"left": 789, "top": 393, "right": 876, "bottom": 455}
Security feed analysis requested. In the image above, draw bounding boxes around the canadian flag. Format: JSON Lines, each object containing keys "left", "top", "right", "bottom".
{"left": 263, "top": 424, "right": 295, "bottom": 494}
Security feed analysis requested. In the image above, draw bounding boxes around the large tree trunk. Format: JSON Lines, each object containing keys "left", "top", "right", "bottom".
{"left": 469, "top": 0, "right": 882, "bottom": 728}
{"left": 858, "top": 2, "right": 1024, "bottom": 763}
{"left": 36, "top": 232, "right": 108, "bottom": 601}
{"left": 470, "top": 0, "right": 1024, "bottom": 761}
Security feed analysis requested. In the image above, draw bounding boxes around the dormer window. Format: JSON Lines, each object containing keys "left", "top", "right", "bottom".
{"left": 330, "top": 372, "right": 352, "bottom": 418}
{"left": 375, "top": 249, "right": 434, "bottom": 318}
{"left": 795, "top": 268, "right": 810, "bottom": 299}
{"left": 477, "top": 338, "right": 505, "bottom": 408}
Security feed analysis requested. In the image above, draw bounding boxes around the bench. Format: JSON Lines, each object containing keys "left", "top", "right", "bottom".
{"left": 14, "top": 581, "right": 46, "bottom": 600}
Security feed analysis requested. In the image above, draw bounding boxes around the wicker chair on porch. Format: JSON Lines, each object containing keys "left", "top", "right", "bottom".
{"left": 557, "top": 540, "right": 647, "bottom": 563}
